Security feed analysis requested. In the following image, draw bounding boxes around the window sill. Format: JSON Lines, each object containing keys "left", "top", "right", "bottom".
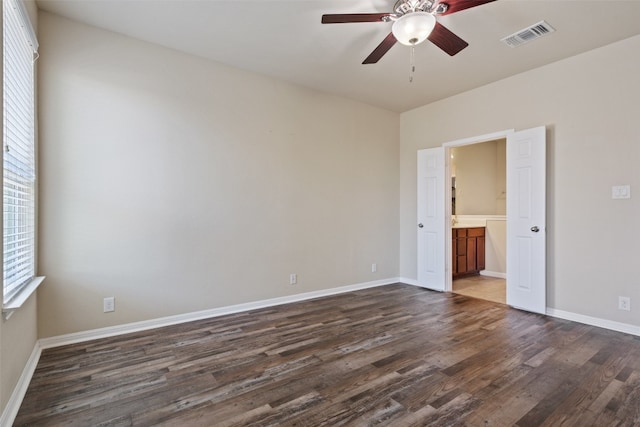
{"left": 2, "top": 276, "right": 45, "bottom": 320}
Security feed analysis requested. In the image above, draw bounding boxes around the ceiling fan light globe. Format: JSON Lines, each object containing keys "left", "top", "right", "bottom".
{"left": 392, "top": 12, "right": 436, "bottom": 46}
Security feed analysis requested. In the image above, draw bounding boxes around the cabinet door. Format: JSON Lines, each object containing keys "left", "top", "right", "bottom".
{"left": 453, "top": 227, "right": 485, "bottom": 277}
{"left": 456, "top": 245, "right": 467, "bottom": 275}
{"left": 477, "top": 236, "right": 485, "bottom": 271}
{"left": 455, "top": 230, "right": 467, "bottom": 276}
{"left": 452, "top": 237, "right": 457, "bottom": 275}
{"left": 466, "top": 236, "right": 477, "bottom": 272}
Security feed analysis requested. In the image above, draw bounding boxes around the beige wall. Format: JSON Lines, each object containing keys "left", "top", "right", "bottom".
{"left": 0, "top": 0, "right": 39, "bottom": 413}
{"left": 0, "top": 5, "right": 637, "bottom": 417}
{"left": 37, "top": 12, "right": 400, "bottom": 337}
{"left": 401, "top": 35, "right": 640, "bottom": 325}
{"left": 484, "top": 220, "right": 506, "bottom": 275}
{"left": 1, "top": 3, "right": 636, "bottom": 420}
{"left": 452, "top": 139, "right": 506, "bottom": 215}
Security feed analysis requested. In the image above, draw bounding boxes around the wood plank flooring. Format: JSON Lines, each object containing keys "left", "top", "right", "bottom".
{"left": 15, "top": 283, "right": 640, "bottom": 426}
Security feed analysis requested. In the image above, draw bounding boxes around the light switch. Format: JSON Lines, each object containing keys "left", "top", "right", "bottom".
{"left": 612, "top": 185, "right": 631, "bottom": 199}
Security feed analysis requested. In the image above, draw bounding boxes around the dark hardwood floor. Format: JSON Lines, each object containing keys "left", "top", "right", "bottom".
{"left": 15, "top": 283, "right": 640, "bottom": 426}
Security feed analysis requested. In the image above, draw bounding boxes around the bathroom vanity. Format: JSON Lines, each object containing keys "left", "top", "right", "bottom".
{"left": 452, "top": 226, "right": 485, "bottom": 278}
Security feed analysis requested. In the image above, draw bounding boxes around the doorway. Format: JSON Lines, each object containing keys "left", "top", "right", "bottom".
{"left": 417, "top": 127, "right": 547, "bottom": 314}
{"left": 450, "top": 139, "right": 507, "bottom": 304}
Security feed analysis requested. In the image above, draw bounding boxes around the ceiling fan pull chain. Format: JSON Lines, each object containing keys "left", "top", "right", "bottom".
{"left": 409, "top": 45, "right": 416, "bottom": 83}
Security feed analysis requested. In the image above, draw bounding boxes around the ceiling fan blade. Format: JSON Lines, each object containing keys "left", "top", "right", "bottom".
{"left": 437, "top": 0, "right": 497, "bottom": 16}
{"left": 322, "top": 13, "right": 390, "bottom": 24}
{"left": 427, "top": 22, "right": 469, "bottom": 56}
{"left": 363, "top": 33, "right": 397, "bottom": 64}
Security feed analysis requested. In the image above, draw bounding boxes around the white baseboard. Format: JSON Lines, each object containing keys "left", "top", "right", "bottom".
{"left": 399, "top": 277, "right": 447, "bottom": 292}
{"left": 402, "top": 277, "right": 639, "bottom": 337}
{"left": 39, "top": 278, "right": 400, "bottom": 350}
{"left": 398, "top": 277, "right": 420, "bottom": 287}
{"left": 2, "top": 278, "right": 400, "bottom": 425}
{"left": 480, "top": 270, "right": 506, "bottom": 279}
{"left": 5, "top": 280, "right": 639, "bottom": 426}
{"left": 0, "top": 342, "right": 41, "bottom": 426}
{"left": 42, "top": 279, "right": 638, "bottom": 349}
{"left": 546, "top": 308, "right": 640, "bottom": 337}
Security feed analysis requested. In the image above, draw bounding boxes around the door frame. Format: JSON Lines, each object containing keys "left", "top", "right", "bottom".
{"left": 441, "top": 129, "right": 514, "bottom": 292}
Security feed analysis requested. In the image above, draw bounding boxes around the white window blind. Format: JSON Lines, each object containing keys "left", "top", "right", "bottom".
{"left": 3, "top": 0, "right": 38, "bottom": 303}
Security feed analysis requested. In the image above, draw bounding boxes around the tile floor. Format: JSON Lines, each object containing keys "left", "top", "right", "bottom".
{"left": 452, "top": 275, "right": 506, "bottom": 304}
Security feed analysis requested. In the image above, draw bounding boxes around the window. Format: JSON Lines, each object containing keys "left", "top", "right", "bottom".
{"left": 3, "top": 0, "right": 39, "bottom": 305}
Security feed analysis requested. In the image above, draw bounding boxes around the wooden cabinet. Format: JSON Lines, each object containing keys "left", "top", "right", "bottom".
{"left": 452, "top": 227, "right": 485, "bottom": 278}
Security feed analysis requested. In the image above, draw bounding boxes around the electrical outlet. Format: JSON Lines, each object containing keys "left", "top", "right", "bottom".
{"left": 618, "top": 296, "right": 631, "bottom": 311}
{"left": 371, "top": 263, "right": 377, "bottom": 273}
{"left": 612, "top": 185, "right": 631, "bottom": 199}
{"left": 289, "top": 274, "right": 297, "bottom": 285}
{"left": 103, "top": 297, "right": 115, "bottom": 313}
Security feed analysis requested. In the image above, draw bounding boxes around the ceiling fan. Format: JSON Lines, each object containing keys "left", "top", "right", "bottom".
{"left": 322, "top": 0, "right": 496, "bottom": 64}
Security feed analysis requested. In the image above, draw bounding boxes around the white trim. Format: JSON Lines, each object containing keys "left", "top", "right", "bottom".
{"left": 2, "top": 278, "right": 398, "bottom": 424}
{"left": 455, "top": 215, "right": 506, "bottom": 222}
{"left": 39, "top": 278, "right": 400, "bottom": 349}
{"left": 442, "top": 129, "right": 514, "bottom": 148}
{"left": 452, "top": 220, "right": 487, "bottom": 228}
{"left": 401, "top": 278, "right": 446, "bottom": 292}
{"left": 398, "top": 277, "right": 421, "bottom": 287}
{"left": 480, "top": 271, "right": 507, "bottom": 279}
{"left": 440, "top": 129, "right": 514, "bottom": 294}
{"left": 0, "top": 342, "right": 41, "bottom": 426}
{"left": 4, "top": 281, "right": 639, "bottom": 426}
{"left": 546, "top": 308, "right": 640, "bottom": 337}
{"left": 3, "top": 276, "right": 45, "bottom": 320}
{"left": 406, "top": 278, "right": 639, "bottom": 337}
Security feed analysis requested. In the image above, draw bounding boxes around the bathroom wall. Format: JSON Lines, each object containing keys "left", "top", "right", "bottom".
{"left": 451, "top": 139, "right": 506, "bottom": 215}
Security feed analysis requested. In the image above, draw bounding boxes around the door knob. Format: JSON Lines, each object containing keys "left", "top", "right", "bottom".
{"left": 530, "top": 226, "right": 540, "bottom": 232}
{"left": 418, "top": 223, "right": 424, "bottom": 228}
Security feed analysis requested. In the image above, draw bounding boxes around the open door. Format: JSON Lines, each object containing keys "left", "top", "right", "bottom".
{"left": 506, "top": 126, "right": 546, "bottom": 314}
{"left": 417, "top": 147, "right": 446, "bottom": 291}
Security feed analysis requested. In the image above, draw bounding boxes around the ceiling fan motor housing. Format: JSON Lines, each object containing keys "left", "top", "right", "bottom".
{"left": 393, "top": 0, "right": 448, "bottom": 16}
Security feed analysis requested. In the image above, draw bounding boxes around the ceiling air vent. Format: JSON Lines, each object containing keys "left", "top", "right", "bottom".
{"left": 501, "top": 20, "right": 555, "bottom": 48}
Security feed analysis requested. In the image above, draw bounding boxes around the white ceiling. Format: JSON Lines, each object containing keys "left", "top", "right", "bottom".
{"left": 36, "top": 0, "right": 640, "bottom": 112}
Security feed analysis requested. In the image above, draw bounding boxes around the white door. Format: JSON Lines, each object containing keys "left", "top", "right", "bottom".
{"left": 506, "top": 126, "right": 546, "bottom": 314}
{"left": 417, "top": 147, "right": 446, "bottom": 291}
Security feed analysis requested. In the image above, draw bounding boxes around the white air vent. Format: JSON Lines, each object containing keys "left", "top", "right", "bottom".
{"left": 501, "top": 21, "right": 555, "bottom": 48}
